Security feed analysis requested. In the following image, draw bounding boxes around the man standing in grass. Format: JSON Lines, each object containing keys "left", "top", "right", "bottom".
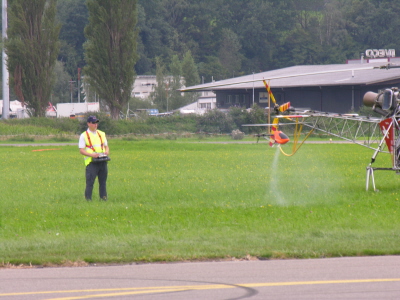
{"left": 79, "top": 116, "right": 110, "bottom": 201}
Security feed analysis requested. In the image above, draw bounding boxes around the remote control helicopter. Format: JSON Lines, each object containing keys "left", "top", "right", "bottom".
{"left": 182, "top": 64, "right": 400, "bottom": 191}
{"left": 243, "top": 78, "right": 400, "bottom": 191}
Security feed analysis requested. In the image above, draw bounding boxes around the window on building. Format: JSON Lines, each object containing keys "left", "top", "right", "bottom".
{"left": 200, "top": 103, "right": 212, "bottom": 109}
{"left": 235, "top": 95, "right": 240, "bottom": 104}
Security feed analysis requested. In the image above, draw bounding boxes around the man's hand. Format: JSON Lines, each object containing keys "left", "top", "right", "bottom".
{"left": 104, "top": 146, "right": 110, "bottom": 156}
{"left": 79, "top": 148, "right": 108, "bottom": 158}
{"left": 80, "top": 148, "right": 100, "bottom": 158}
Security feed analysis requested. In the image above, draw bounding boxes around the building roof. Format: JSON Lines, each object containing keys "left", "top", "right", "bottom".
{"left": 183, "top": 63, "right": 400, "bottom": 91}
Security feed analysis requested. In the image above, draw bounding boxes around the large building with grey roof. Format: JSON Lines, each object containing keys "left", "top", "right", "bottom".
{"left": 183, "top": 62, "right": 400, "bottom": 113}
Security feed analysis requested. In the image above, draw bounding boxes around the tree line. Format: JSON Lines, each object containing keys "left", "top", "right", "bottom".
{"left": 4, "top": 0, "right": 138, "bottom": 118}
{"left": 137, "top": 0, "right": 400, "bottom": 80}
{"left": 3, "top": 0, "right": 400, "bottom": 117}
{"left": 56, "top": 0, "right": 400, "bottom": 81}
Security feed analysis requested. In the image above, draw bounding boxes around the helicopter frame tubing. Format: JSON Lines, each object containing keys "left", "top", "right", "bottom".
{"left": 299, "top": 112, "right": 400, "bottom": 191}
{"left": 301, "top": 112, "right": 387, "bottom": 152}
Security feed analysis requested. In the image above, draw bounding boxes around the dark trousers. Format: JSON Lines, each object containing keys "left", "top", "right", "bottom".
{"left": 85, "top": 161, "right": 108, "bottom": 200}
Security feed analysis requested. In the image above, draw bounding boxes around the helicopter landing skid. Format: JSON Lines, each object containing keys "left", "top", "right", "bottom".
{"left": 366, "top": 166, "right": 398, "bottom": 191}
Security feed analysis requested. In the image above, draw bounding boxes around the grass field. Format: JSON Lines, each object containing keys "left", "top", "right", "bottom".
{"left": 1, "top": 139, "right": 400, "bottom": 266}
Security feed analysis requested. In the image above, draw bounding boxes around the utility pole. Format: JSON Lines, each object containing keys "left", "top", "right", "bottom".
{"left": 69, "top": 80, "right": 76, "bottom": 103}
{"left": 166, "top": 80, "right": 169, "bottom": 112}
{"left": 2, "top": 0, "right": 9, "bottom": 119}
{"left": 252, "top": 72, "right": 254, "bottom": 107}
{"left": 77, "top": 68, "right": 81, "bottom": 103}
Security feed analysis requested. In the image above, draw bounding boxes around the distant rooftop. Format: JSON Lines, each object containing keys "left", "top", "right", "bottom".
{"left": 183, "top": 63, "right": 400, "bottom": 91}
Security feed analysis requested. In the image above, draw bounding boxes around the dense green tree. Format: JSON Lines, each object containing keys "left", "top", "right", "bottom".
{"left": 135, "top": 4, "right": 153, "bottom": 74}
{"left": 149, "top": 53, "right": 199, "bottom": 111}
{"left": 218, "top": 28, "right": 243, "bottom": 78}
{"left": 167, "top": 54, "right": 186, "bottom": 110}
{"left": 52, "top": 61, "right": 71, "bottom": 104}
{"left": 5, "top": 0, "right": 61, "bottom": 117}
{"left": 84, "top": 0, "right": 139, "bottom": 119}
{"left": 182, "top": 50, "right": 200, "bottom": 104}
{"left": 128, "top": 96, "right": 154, "bottom": 112}
{"left": 57, "top": 0, "right": 88, "bottom": 80}
{"left": 197, "top": 56, "right": 225, "bottom": 83}
{"left": 150, "top": 57, "right": 168, "bottom": 111}
{"left": 175, "top": 0, "right": 222, "bottom": 60}
{"left": 182, "top": 50, "right": 200, "bottom": 87}
{"left": 136, "top": 0, "right": 175, "bottom": 74}
{"left": 343, "top": 0, "right": 400, "bottom": 51}
{"left": 342, "top": 0, "right": 377, "bottom": 46}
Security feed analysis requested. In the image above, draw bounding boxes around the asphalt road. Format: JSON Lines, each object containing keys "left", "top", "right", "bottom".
{"left": 1, "top": 256, "right": 400, "bottom": 300}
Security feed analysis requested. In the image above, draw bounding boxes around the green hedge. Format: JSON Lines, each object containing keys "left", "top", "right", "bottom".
{"left": 0, "top": 106, "right": 268, "bottom": 136}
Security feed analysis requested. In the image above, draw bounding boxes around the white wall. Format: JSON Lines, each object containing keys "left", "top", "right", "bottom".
{"left": 56, "top": 102, "right": 99, "bottom": 118}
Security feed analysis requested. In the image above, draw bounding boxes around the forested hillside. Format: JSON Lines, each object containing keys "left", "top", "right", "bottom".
{"left": 3, "top": 0, "right": 400, "bottom": 108}
{"left": 56, "top": 0, "right": 400, "bottom": 84}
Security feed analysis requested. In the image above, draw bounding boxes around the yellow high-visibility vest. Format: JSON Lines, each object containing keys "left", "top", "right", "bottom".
{"left": 83, "top": 130, "right": 107, "bottom": 166}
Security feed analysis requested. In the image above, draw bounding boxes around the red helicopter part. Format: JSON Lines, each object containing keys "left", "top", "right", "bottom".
{"left": 273, "top": 130, "right": 289, "bottom": 145}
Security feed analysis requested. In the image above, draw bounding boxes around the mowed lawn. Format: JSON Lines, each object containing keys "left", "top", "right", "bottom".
{"left": 1, "top": 140, "right": 400, "bottom": 265}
